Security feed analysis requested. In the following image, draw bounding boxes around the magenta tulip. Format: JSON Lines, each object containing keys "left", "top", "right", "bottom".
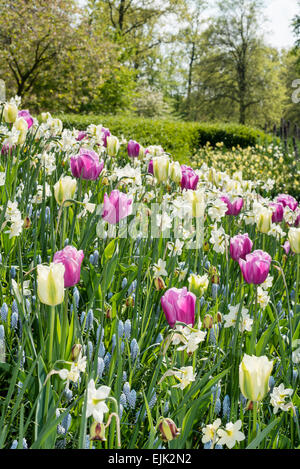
{"left": 161, "top": 287, "right": 196, "bottom": 328}
{"left": 148, "top": 159, "right": 154, "bottom": 175}
{"left": 180, "top": 165, "right": 199, "bottom": 190}
{"left": 76, "top": 131, "right": 88, "bottom": 142}
{"left": 53, "top": 245, "right": 84, "bottom": 288}
{"left": 70, "top": 148, "right": 104, "bottom": 180}
{"left": 275, "top": 194, "right": 298, "bottom": 212}
{"left": 238, "top": 250, "right": 272, "bottom": 285}
{"left": 101, "top": 127, "right": 111, "bottom": 147}
{"left": 18, "top": 110, "right": 34, "bottom": 129}
{"left": 269, "top": 202, "right": 284, "bottom": 223}
{"left": 102, "top": 190, "right": 133, "bottom": 225}
{"left": 230, "top": 233, "right": 253, "bottom": 261}
{"left": 220, "top": 196, "right": 244, "bottom": 216}
{"left": 127, "top": 140, "right": 140, "bottom": 157}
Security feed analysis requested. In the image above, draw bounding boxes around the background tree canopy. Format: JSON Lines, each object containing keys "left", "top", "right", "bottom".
{"left": 1, "top": 0, "right": 300, "bottom": 128}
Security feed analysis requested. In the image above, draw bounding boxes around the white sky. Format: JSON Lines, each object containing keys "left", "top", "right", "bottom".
{"left": 263, "top": 0, "right": 299, "bottom": 48}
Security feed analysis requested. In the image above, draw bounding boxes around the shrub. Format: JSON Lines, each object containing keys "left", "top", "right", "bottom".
{"left": 54, "top": 113, "right": 277, "bottom": 162}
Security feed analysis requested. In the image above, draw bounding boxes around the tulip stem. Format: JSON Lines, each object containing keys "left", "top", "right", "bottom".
{"left": 250, "top": 285, "right": 258, "bottom": 354}
{"left": 294, "top": 254, "right": 299, "bottom": 318}
{"left": 60, "top": 295, "right": 68, "bottom": 360}
{"left": 252, "top": 401, "right": 258, "bottom": 443}
{"left": 48, "top": 305, "right": 56, "bottom": 366}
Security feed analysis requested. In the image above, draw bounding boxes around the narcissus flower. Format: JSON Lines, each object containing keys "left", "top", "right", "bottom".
{"left": 239, "top": 354, "right": 273, "bottom": 402}
{"left": 102, "top": 190, "right": 133, "bottom": 224}
{"left": 161, "top": 287, "right": 196, "bottom": 328}
{"left": 86, "top": 379, "right": 111, "bottom": 423}
{"left": 53, "top": 245, "right": 84, "bottom": 288}
{"left": 238, "top": 250, "right": 271, "bottom": 285}
{"left": 217, "top": 420, "right": 245, "bottom": 449}
{"left": 37, "top": 263, "right": 65, "bottom": 306}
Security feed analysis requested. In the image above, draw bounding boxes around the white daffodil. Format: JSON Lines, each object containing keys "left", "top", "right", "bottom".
{"left": 202, "top": 418, "right": 221, "bottom": 447}
{"left": 153, "top": 259, "right": 168, "bottom": 278}
{"left": 86, "top": 379, "right": 111, "bottom": 423}
{"left": 270, "top": 384, "right": 293, "bottom": 414}
{"left": 217, "top": 420, "right": 245, "bottom": 449}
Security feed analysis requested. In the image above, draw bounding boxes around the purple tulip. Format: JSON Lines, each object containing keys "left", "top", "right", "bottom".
{"left": 70, "top": 148, "right": 104, "bottom": 180}
{"left": 102, "top": 190, "right": 133, "bottom": 225}
{"left": 53, "top": 245, "right": 84, "bottom": 288}
{"left": 180, "top": 165, "right": 199, "bottom": 190}
{"left": 220, "top": 196, "right": 244, "bottom": 216}
{"left": 161, "top": 287, "right": 196, "bottom": 328}
{"left": 230, "top": 233, "right": 253, "bottom": 261}
{"left": 295, "top": 214, "right": 300, "bottom": 227}
{"left": 101, "top": 127, "right": 111, "bottom": 147}
{"left": 76, "top": 131, "right": 88, "bottom": 142}
{"left": 18, "top": 110, "right": 34, "bottom": 129}
{"left": 238, "top": 250, "right": 272, "bottom": 285}
{"left": 275, "top": 194, "right": 298, "bottom": 212}
{"left": 127, "top": 140, "right": 140, "bottom": 158}
{"left": 269, "top": 202, "right": 284, "bottom": 223}
{"left": 148, "top": 160, "right": 154, "bottom": 175}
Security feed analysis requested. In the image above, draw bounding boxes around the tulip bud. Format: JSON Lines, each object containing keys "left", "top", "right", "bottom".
{"left": 154, "top": 276, "right": 166, "bottom": 291}
{"left": 239, "top": 354, "right": 273, "bottom": 402}
{"left": 216, "top": 311, "right": 222, "bottom": 323}
{"left": 288, "top": 227, "right": 300, "bottom": 254}
{"left": 41, "top": 112, "right": 51, "bottom": 123}
{"left": 23, "top": 216, "right": 31, "bottom": 229}
{"left": 37, "top": 263, "right": 65, "bottom": 306}
{"left": 54, "top": 176, "right": 77, "bottom": 207}
{"left": 158, "top": 417, "right": 181, "bottom": 442}
{"left": 126, "top": 296, "right": 135, "bottom": 307}
{"left": 102, "top": 177, "right": 109, "bottom": 186}
{"left": 203, "top": 314, "right": 213, "bottom": 329}
{"left": 169, "top": 161, "right": 182, "bottom": 184}
{"left": 4, "top": 102, "right": 18, "bottom": 123}
{"left": 71, "top": 344, "right": 82, "bottom": 361}
{"left": 90, "top": 421, "right": 106, "bottom": 441}
{"left": 256, "top": 207, "right": 272, "bottom": 234}
{"left": 106, "top": 136, "right": 120, "bottom": 157}
{"left": 203, "top": 242, "right": 209, "bottom": 252}
{"left": 105, "top": 307, "right": 112, "bottom": 319}
{"left": 14, "top": 117, "right": 28, "bottom": 144}
{"left": 152, "top": 156, "right": 170, "bottom": 183}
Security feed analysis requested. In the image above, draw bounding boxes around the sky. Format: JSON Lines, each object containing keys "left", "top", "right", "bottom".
{"left": 263, "top": 0, "right": 299, "bottom": 48}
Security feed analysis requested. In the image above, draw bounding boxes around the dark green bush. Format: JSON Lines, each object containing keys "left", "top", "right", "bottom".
{"left": 54, "top": 113, "right": 277, "bottom": 163}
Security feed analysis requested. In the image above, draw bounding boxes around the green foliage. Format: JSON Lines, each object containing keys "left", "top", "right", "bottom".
{"left": 55, "top": 113, "right": 276, "bottom": 162}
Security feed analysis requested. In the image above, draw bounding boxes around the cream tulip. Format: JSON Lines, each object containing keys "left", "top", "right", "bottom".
{"left": 239, "top": 354, "right": 273, "bottom": 402}
{"left": 37, "top": 263, "right": 65, "bottom": 306}
{"left": 54, "top": 176, "right": 77, "bottom": 207}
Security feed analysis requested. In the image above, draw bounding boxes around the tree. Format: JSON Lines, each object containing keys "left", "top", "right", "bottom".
{"left": 0, "top": 0, "right": 78, "bottom": 97}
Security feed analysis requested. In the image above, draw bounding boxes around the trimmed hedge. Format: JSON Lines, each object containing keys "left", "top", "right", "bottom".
{"left": 55, "top": 113, "right": 278, "bottom": 162}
